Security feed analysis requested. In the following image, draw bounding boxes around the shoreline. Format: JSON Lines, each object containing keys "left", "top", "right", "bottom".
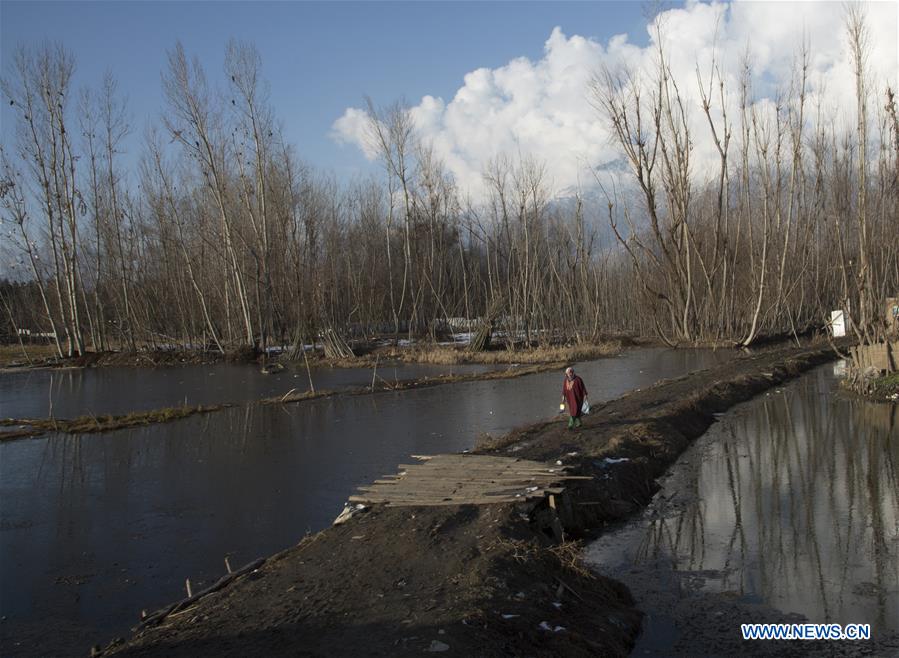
{"left": 0, "top": 340, "right": 625, "bottom": 371}
{"left": 2, "top": 326, "right": 823, "bottom": 372}
{"left": 96, "top": 343, "right": 846, "bottom": 657}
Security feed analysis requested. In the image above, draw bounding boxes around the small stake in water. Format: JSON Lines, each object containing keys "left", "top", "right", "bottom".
{"left": 185, "top": 578, "right": 193, "bottom": 598}
{"left": 302, "top": 347, "right": 315, "bottom": 393}
{"left": 225, "top": 556, "right": 233, "bottom": 574}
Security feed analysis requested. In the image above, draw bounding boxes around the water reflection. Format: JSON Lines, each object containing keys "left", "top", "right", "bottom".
{"left": 588, "top": 366, "right": 899, "bottom": 636}
{"left": 0, "top": 361, "right": 502, "bottom": 419}
{"left": 0, "top": 348, "right": 732, "bottom": 656}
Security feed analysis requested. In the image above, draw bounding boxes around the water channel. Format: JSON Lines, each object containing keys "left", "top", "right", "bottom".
{"left": 586, "top": 363, "right": 898, "bottom": 654}
{"left": 0, "top": 361, "right": 502, "bottom": 420}
{"left": 1, "top": 347, "right": 730, "bottom": 655}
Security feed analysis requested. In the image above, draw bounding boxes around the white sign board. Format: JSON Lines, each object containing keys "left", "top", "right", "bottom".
{"left": 830, "top": 310, "right": 846, "bottom": 337}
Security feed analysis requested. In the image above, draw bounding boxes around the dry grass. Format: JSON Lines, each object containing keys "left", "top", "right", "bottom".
{"left": 367, "top": 341, "right": 622, "bottom": 366}
{"left": 546, "top": 540, "right": 596, "bottom": 580}
{"left": 493, "top": 537, "right": 594, "bottom": 580}
{"left": 0, "top": 403, "right": 232, "bottom": 440}
{"left": 0, "top": 343, "right": 60, "bottom": 367}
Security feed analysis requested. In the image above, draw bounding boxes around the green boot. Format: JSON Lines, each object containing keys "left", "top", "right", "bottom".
{"left": 574, "top": 417, "right": 582, "bottom": 428}
{"left": 567, "top": 416, "right": 575, "bottom": 430}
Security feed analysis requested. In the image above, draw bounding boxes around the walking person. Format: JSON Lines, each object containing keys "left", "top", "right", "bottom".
{"left": 561, "top": 366, "right": 588, "bottom": 429}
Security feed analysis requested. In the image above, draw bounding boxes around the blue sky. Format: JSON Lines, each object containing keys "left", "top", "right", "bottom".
{"left": 1, "top": 1, "right": 648, "bottom": 178}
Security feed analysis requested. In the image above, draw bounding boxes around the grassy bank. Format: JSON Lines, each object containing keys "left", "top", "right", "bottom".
{"left": 868, "top": 372, "right": 899, "bottom": 401}
{"left": 0, "top": 403, "right": 233, "bottom": 440}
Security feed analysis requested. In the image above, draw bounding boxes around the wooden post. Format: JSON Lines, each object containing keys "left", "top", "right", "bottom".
{"left": 185, "top": 578, "right": 193, "bottom": 598}
{"left": 225, "top": 556, "right": 233, "bottom": 574}
{"left": 303, "top": 347, "right": 315, "bottom": 393}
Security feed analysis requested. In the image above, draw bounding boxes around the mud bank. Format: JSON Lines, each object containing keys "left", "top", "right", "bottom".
{"left": 90, "top": 343, "right": 849, "bottom": 657}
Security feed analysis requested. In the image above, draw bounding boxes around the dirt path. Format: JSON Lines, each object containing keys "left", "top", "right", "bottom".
{"left": 95, "top": 343, "right": 852, "bottom": 657}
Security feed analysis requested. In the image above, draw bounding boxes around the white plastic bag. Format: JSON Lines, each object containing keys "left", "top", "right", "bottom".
{"left": 581, "top": 400, "right": 590, "bottom": 415}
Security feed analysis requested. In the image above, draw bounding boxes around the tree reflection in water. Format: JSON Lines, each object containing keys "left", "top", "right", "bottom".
{"left": 594, "top": 366, "right": 898, "bottom": 632}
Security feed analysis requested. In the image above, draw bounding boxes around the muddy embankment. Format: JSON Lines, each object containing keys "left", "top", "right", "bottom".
{"left": 91, "top": 343, "right": 850, "bottom": 657}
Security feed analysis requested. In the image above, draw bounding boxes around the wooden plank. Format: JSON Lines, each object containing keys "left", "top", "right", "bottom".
{"left": 387, "top": 471, "right": 574, "bottom": 480}
{"left": 368, "top": 481, "right": 551, "bottom": 488}
{"left": 347, "top": 453, "right": 582, "bottom": 509}
{"left": 351, "top": 488, "right": 548, "bottom": 498}
{"left": 350, "top": 487, "right": 565, "bottom": 503}
{"left": 395, "top": 472, "right": 590, "bottom": 480}
{"left": 389, "top": 471, "right": 544, "bottom": 477}
{"left": 405, "top": 456, "right": 549, "bottom": 466}
{"left": 363, "top": 482, "right": 542, "bottom": 491}
{"left": 357, "top": 476, "right": 584, "bottom": 490}
{"left": 394, "top": 463, "right": 560, "bottom": 472}
{"left": 357, "top": 486, "right": 548, "bottom": 496}
{"left": 351, "top": 494, "right": 551, "bottom": 505}
{"left": 358, "top": 477, "right": 581, "bottom": 486}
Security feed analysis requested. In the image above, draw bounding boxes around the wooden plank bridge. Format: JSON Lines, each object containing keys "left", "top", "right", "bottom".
{"left": 348, "top": 454, "right": 590, "bottom": 507}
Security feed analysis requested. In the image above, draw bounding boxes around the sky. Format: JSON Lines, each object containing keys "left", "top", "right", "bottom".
{"left": 2, "top": 1, "right": 898, "bottom": 200}
{"left": 1, "top": 1, "right": 648, "bottom": 180}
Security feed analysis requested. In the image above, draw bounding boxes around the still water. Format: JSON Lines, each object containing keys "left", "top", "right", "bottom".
{"left": 587, "top": 364, "right": 898, "bottom": 652}
{"left": 0, "top": 348, "right": 730, "bottom": 655}
{"left": 0, "top": 362, "right": 501, "bottom": 419}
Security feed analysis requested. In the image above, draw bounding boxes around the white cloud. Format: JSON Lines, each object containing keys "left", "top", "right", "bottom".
{"left": 332, "top": 0, "right": 898, "bottom": 200}
{"left": 330, "top": 107, "right": 380, "bottom": 159}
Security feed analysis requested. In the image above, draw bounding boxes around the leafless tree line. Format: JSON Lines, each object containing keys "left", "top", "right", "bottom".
{"left": 592, "top": 6, "right": 898, "bottom": 346}
{"left": 2, "top": 10, "right": 896, "bottom": 357}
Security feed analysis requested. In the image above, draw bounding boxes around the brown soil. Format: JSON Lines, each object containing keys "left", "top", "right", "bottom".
{"left": 96, "top": 342, "right": 846, "bottom": 657}
{"left": 0, "top": 404, "right": 233, "bottom": 441}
